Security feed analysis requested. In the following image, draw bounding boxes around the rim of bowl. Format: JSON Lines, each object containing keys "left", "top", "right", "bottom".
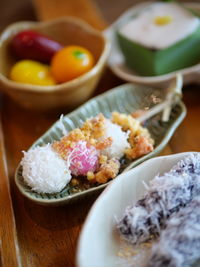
{"left": 0, "top": 16, "right": 111, "bottom": 93}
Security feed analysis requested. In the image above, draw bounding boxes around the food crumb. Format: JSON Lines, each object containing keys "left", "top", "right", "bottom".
{"left": 116, "top": 238, "right": 153, "bottom": 267}
{"left": 71, "top": 178, "right": 79, "bottom": 186}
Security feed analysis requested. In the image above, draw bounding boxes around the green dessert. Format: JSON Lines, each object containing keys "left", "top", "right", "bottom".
{"left": 117, "top": 2, "right": 200, "bottom": 76}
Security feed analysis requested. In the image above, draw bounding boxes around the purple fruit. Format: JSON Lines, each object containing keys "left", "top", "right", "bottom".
{"left": 10, "top": 30, "right": 63, "bottom": 63}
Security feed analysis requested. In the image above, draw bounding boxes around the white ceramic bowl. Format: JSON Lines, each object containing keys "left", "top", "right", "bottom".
{"left": 77, "top": 152, "right": 198, "bottom": 267}
{"left": 104, "top": 2, "right": 200, "bottom": 88}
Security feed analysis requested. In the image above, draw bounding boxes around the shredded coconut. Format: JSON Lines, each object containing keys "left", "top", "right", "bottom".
{"left": 149, "top": 197, "right": 200, "bottom": 267}
{"left": 117, "top": 153, "right": 200, "bottom": 245}
{"left": 68, "top": 141, "right": 99, "bottom": 176}
{"left": 101, "top": 119, "right": 130, "bottom": 159}
{"left": 21, "top": 145, "right": 71, "bottom": 193}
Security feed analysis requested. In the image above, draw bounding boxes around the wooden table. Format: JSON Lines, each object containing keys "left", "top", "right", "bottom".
{"left": 1, "top": 0, "right": 200, "bottom": 266}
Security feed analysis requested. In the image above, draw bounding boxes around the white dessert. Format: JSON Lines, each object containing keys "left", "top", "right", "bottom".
{"left": 101, "top": 119, "right": 130, "bottom": 159}
{"left": 21, "top": 145, "right": 71, "bottom": 193}
{"left": 119, "top": 2, "right": 200, "bottom": 49}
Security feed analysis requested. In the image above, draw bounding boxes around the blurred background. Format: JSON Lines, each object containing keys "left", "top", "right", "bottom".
{"left": 1, "top": 0, "right": 199, "bottom": 33}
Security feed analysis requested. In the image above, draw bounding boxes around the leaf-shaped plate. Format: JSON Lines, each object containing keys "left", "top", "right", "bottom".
{"left": 15, "top": 83, "right": 186, "bottom": 205}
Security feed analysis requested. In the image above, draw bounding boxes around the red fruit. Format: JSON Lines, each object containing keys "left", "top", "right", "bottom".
{"left": 10, "top": 30, "right": 63, "bottom": 63}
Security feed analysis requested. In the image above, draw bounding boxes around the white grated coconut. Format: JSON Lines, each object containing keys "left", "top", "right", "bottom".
{"left": 21, "top": 145, "right": 71, "bottom": 193}
{"left": 101, "top": 119, "right": 130, "bottom": 159}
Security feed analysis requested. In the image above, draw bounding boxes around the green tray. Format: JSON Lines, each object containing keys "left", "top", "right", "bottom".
{"left": 15, "top": 83, "right": 186, "bottom": 205}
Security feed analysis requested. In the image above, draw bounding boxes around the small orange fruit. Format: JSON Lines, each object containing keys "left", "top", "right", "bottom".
{"left": 51, "top": 45, "right": 94, "bottom": 83}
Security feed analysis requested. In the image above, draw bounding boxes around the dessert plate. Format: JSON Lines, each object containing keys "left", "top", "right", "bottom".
{"left": 77, "top": 152, "right": 200, "bottom": 267}
{"left": 104, "top": 2, "right": 200, "bottom": 87}
{"left": 15, "top": 83, "right": 186, "bottom": 205}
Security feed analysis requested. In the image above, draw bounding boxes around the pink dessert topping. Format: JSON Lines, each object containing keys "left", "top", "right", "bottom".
{"left": 69, "top": 141, "right": 99, "bottom": 176}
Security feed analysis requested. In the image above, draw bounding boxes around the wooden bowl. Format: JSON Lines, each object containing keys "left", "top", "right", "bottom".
{"left": 0, "top": 17, "right": 110, "bottom": 111}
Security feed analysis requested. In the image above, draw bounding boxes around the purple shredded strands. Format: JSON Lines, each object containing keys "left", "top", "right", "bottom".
{"left": 117, "top": 153, "right": 200, "bottom": 245}
{"left": 148, "top": 197, "right": 200, "bottom": 267}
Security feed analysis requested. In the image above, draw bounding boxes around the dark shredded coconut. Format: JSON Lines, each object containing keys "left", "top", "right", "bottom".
{"left": 117, "top": 153, "right": 200, "bottom": 245}
{"left": 148, "top": 197, "right": 200, "bottom": 267}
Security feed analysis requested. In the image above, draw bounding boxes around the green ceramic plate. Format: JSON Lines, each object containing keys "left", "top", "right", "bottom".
{"left": 15, "top": 83, "right": 186, "bottom": 205}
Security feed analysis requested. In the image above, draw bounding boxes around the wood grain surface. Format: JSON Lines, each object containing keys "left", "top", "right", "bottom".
{"left": 1, "top": 0, "right": 200, "bottom": 266}
{"left": 33, "top": 0, "right": 107, "bottom": 29}
{"left": 0, "top": 114, "right": 21, "bottom": 267}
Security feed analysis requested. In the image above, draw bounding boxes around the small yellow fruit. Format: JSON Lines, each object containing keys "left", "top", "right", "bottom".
{"left": 10, "top": 60, "right": 56, "bottom": 86}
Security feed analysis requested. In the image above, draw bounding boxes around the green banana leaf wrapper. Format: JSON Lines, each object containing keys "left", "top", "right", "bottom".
{"left": 117, "top": 24, "right": 200, "bottom": 76}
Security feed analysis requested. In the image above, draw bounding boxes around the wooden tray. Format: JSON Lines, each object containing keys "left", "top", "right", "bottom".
{"left": 0, "top": 115, "right": 21, "bottom": 267}
{"left": 1, "top": 0, "right": 200, "bottom": 266}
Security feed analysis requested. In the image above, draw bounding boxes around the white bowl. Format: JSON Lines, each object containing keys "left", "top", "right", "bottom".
{"left": 77, "top": 152, "right": 197, "bottom": 267}
{"left": 104, "top": 2, "right": 200, "bottom": 88}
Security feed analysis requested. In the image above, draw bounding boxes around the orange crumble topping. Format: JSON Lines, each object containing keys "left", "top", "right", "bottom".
{"left": 52, "top": 112, "right": 154, "bottom": 184}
